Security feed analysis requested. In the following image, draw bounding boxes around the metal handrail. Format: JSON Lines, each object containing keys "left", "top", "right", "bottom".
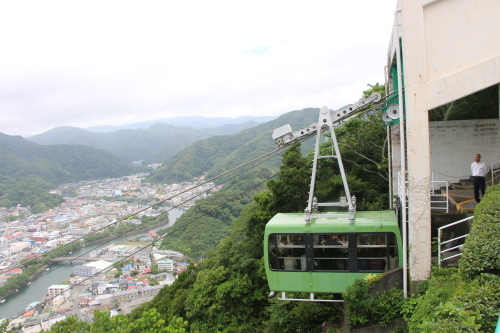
{"left": 430, "top": 180, "right": 449, "bottom": 213}
{"left": 438, "top": 216, "right": 473, "bottom": 267}
{"left": 491, "top": 160, "right": 500, "bottom": 186}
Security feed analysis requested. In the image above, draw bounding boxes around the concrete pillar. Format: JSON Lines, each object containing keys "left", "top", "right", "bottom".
{"left": 401, "top": 1, "right": 431, "bottom": 283}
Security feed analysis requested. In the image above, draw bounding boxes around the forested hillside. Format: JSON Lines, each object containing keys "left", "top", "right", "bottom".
{"left": 0, "top": 133, "right": 142, "bottom": 212}
{"left": 29, "top": 121, "right": 259, "bottom": 163}
{"left": 46, "top": 86, "right": 399, "bottom": 332}
{"left": 144, "top": 108, "right": 319, "bottom": 184}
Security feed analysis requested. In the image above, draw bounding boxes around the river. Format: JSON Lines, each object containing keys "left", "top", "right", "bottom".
{"left": 0, "top": 207, "right": 184, "bottom": 319}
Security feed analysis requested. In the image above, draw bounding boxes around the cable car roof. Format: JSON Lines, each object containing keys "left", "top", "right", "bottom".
{"left": 266, "top": 211, "right": 398, "bottom": 233}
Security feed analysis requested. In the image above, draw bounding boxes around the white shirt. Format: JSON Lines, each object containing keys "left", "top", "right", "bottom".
{"left": 471, "top": 161, "right": 488, "bottom": 177}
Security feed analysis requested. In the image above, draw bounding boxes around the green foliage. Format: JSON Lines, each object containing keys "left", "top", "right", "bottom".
{"left": 401, "top": 268, "right": 461, "bottom": 333}
{"left": 1, "top": 180, "right": 64, "bottom": 213}
{"left": 428, "top": 85, "right": 498, "bottom": 121}
{"left": 404, "top": 274, "right": 500, "bottom": 333}
{"left": 0, "top": 319, "right": 9, "bottom": 333}
{"left": 48, "top": 309, "right": 187, "bottom": 333}
{"left": 264, "top": 299, "right": 341, "bottom": 333}
{"left": 160, "top": 168, "right": 272, "bottom": 258}
{"left": 363, "top": 83, "right": 386, "bottom": 98}
{"left": 265, "top": 144, "right": 311, "bottom": 214}
{"left": 331, "top": 113, "right": 389, "bottom": 210}
{"left": 343, "top": 279, "right": 404, "bottom": 328}
{"left": 48, "top": 315, "right": 91, "bottom": 332}
{"left": 459, "top": 184, "right": 500, "bottom": 280}
{"left": 394, "top": 268, "right": 500, "bottom": 332}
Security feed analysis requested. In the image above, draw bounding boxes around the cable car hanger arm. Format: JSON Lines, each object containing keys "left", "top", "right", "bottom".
{"left": 271, "top": 92, "right": 381, "bottom": 223}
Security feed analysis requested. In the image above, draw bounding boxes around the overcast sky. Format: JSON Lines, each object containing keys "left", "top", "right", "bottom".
{"left": 0, "top": 0, "right": 396, "bottom": 137}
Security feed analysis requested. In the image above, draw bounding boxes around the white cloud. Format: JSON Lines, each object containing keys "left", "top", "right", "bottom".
{"left": 0, "top": 0, "right": 397, "bottom": 136}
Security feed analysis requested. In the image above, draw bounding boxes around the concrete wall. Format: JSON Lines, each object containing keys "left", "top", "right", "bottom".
{"left": 430, "top": 119, "right": 500, "bottom": 185}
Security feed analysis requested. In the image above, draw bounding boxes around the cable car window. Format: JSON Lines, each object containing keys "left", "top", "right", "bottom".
{"left": 313, "top": 234, "right": 349, "bottom": 271}
{"left": 268, "top": 234, "right": 306, "bottom": 271}
{"left": 357, "top": 233, "right": 398, "bottom": 271}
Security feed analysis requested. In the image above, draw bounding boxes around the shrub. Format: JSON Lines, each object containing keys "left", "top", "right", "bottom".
{"left": 460, "top": 184, "right": 500, "bottom": 280}
{"left": 401, "top": 268, "right": 461, "bottom": 333}
{"left": 343, "top": 279, "right": 404, "bottom": 328}
{"left": 415, "top": 274, "right": 500, "bottom": 332}
{"left": 402, "top": 269, "right": 500, "bottom": 332}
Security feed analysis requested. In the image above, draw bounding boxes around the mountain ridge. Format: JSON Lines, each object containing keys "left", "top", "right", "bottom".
{"left": 144, "top": 108, "right": 320, "bottom": 184}
{"left": 0, "top": 132, "right": 144, "bottom": 211}
{"left": 28, "top": 121, "right": 260, "bottom": 163}
{"left": 85, "top": 115, "right": 277, "bottom": 132}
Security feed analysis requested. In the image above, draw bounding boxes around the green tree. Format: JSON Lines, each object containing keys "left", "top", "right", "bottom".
{"left": 429, "top": 84, "right": 498, "bottom": 121}
{"left": 48, "top": 315, "right": 90, "bottom": 333}
{"left": 265, "top": 143, "right": 311, "bottom": 214}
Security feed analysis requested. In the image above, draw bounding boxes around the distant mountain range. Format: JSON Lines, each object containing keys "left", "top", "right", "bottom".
{"left": 28, "top": 121, "right": 261, "bottom": 163}
{"left": 0, "top": 133, "right": 141, "bottom": 187}
{"left": 0, "top": 109, "right": 319, "bottom": 210}
{"left": 84, "top": 116, "right": 277, "bottom": 133}
{"left": 0, "top": 132, "right": 145, "bottom": 211}
{"left": 144, "top": 108, "right": 320, "bottom": 184}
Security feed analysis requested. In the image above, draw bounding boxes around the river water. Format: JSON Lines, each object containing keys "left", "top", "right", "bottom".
{"left": 0, "top": 207, "right": 183, "bottom": 319}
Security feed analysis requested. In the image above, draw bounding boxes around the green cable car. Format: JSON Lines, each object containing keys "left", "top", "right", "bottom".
{"left": 264, "top": 211, "right": 402, "bottom": 300}
{"left": 265, "top": 97, "right": 403, "bottom": 301}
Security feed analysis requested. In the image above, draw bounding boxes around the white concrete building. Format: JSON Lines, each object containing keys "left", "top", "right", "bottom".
{"left": 157, "top": 259, "right": 174, "bottom": 271}
{"left": 47, "top": 285, "right": 70, "bottom": 299}
{"left": 386, "top": 0, "right": 500, "bottom": 283}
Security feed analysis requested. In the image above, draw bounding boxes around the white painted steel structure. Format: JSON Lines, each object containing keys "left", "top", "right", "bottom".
{"left": 438, "top": 216, "right": 473, "bottom": 268}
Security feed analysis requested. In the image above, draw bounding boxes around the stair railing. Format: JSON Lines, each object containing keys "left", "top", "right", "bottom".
{"left": 430, "top": 171, "right": 449, "bottom": 213}
{"left": 438, "top": 216, "right": 473, "bottom": 268}
{"left": 490, "top": 159, "right": 500, "bottom": 186}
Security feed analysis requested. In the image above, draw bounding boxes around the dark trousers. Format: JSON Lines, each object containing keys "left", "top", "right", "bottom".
{"left": 473, "top": 176, "right": 485, "bottom": 202}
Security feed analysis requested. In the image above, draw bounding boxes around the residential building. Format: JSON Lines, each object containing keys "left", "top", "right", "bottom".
{"left": 140, "top": 285, "right": 163, "bottom": 297}
{"left": 47, "top": 285, "right": 70, "bottom": 299}
{"left": 73, "top": 265, "right": 97, "bottom": 277}
{"left": 157, "top": 259, "right": 174, "bottom": 271}
{"left": 112, "top": 289, "right": 139, "bottom": 303}
{"left": 51, "top": 295, "right": 65, "bottom": 307}
{"left": 95, "top": 294, "right": 112, "bottom": 305}
{"left": 90, "top": 281, "right": 107, "bottom": 295}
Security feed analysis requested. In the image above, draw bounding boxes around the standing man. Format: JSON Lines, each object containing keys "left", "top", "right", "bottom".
{"left": 471, "top": 154, "right": 488, "bottom": 204}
